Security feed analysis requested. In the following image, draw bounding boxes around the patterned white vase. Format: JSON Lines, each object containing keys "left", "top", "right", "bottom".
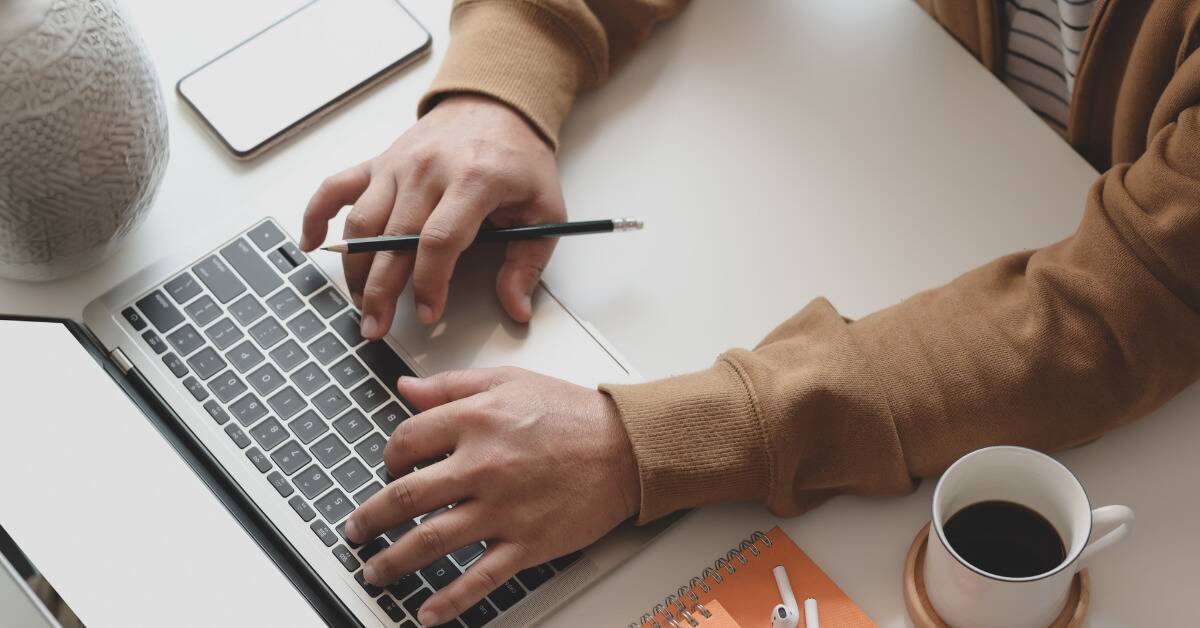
{"left": 0, "top": 0, "right": 168, "bottom": 282}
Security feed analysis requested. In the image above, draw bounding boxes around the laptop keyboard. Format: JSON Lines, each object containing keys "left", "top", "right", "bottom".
{"left": 118, "top": 219, "right": 579, "bottom": 627}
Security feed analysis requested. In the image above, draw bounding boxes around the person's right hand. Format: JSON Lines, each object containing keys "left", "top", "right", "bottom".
{"left": 299, "top": 95, "right": 567, "bottom": 339}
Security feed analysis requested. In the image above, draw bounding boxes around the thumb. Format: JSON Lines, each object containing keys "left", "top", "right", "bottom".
{"left": 496, "top": 238, "right": 556, "bottom": 323}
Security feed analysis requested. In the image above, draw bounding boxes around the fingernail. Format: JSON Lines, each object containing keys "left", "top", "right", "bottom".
{"left": 416, "top": 303, "right": 435, "bottom": 324}
{"left": 351, "top": 292, "right": 363, "bottom": 308}
{"left": 522, "top": 294, "right": 533, "bottom": 317}
{"left": 361, "top": 314, "right": 380, "bottom": 339}
{"left": 418, "top": 608, "right": 439, "bottom": 626}
{"left": 363, "top": 562, "right": 379, "bottom": 584}
{"left": 397, "top": 375, "right": 417, "bottom": 387}
{"left": 345, "top": 518, "right": 361, "bottom": 542}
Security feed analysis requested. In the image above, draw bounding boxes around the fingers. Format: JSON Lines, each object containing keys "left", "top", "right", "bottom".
{"left": 359, "top": 182, "right": 440, "bottom": 339}
{"left": 362, "top": 502, "right": 495, "bottom": 595}
{"left": 340, "top": 178, "right": 397, "bottom": 306}
{"left": 396, "top": 368, "right": 515, "bottom": 412}
{"left": 300, "top": 162, "right": 370, "bottom": 251}
{"left": 495, "top": 238, "right": 556, "bottom": 323}
{"left": 382, "top": 399, "right": 466, "bottom": 475}
{"left": 410, "top": 182, "right": 502, "bottom": 323}
{"left": 414, "top": 541, "right": 527, "bottom": 626}
{"left": 346, "top": 461, "right": 470, "bottom": 545}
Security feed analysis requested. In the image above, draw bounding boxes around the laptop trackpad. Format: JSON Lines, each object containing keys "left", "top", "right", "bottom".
{"left": 0, "top": 320, "right": 322, "bottom": 627}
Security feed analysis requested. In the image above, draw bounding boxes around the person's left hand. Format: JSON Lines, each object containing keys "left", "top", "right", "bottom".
{"left": 343, "top": 367, "right": 641, "bottom": 626}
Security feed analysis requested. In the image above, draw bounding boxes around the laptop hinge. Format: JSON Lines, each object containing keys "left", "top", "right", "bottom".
{"left": 108, "top": 347, "right": 135, "bottom": 375}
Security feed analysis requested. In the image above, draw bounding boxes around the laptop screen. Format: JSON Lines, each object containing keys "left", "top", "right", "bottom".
{"left": 0, "top": 318, "right": 321, "bottom": 627}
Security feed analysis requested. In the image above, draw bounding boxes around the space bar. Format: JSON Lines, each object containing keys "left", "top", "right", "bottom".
{"left": 356, "top": 341, "right": 416, "bottom": 389}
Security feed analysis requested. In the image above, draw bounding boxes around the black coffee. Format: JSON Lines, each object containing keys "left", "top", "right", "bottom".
{"left": 942, "top": 500, "right": 1066, "bottom": 578}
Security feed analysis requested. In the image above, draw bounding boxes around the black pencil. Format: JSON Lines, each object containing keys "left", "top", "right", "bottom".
{"left": 320, "top": 218, "right": 643, "bottom": 254}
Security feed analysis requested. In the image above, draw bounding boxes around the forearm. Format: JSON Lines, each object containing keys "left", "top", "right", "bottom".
{"left": 605, "top": 107, "right": 1200, "bottom": 523}
{"left": 419, "top": 0, "right": 690, "bottom": 148}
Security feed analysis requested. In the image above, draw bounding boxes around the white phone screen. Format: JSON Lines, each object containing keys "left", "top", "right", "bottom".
{"left": 178, "top": 0, "right": 429, "bottom": 157}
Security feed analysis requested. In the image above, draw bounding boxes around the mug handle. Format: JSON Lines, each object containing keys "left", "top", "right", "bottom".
{"left": 1077, "top": 505, "right": 1134, "bottom": 568}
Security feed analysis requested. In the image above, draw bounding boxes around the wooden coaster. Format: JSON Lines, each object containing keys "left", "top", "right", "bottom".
{"left": 903, "top": 523, "right": 1089, "bottom": 628}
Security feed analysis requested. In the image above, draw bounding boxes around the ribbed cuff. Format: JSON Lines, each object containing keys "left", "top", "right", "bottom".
{"left": 600, "top": 359, "right": 773, "bottom": 524}
{"left": 417, "top": 0, "right": 596, "bottom": 149}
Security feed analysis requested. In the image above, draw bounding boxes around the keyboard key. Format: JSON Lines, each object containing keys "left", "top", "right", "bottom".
{"left": 307, "top": 332, "right": 346, "bottom": 365}
{"left": 316, "top": 489, "right": 355, "bottom": 523}
{"left": 354, "top": 568, "right": 384, "bottom": 598}
{"left": 267, "top": 386, "right": 305, "bottom": 420}
{"left": 329, "top": 310, "right": 364, "bottom": 347}
{"left": 230, "top": 393, "right": 268, "bottom": 427}
{"left": 350, "top": 379, "right": 388, "bottom": 412}
{"left": 377, "top": 466, "right": 395, "bottom": 484}
{"left": 403, "top": 588, "right": 432, "bottom": 618}
{"left": 267, "top": 471, "right": 294, "bottom": 497}
{"left": 228, "top": 294, "right": 267, "bottom": 327}
{"left": 247, "top": 221, "right": 286, "bottom": 251}
{"left": 288, "top": 495, "right": 316, "bottom": 521}
{"left": 371, "top": 402, "right": 410, "bottom": 436}
{"left": 358, "top": 537, "right": 389, "bottom": 561}
{"left": 332, "top": 409, "right": 371, "bottom": 443}
{"left": 245, "top": 447, "right": 272, "bottom": 473}
{"left": 166, "top": 324, "right": 205, "bottom": 357}
{"left": 515, "top": 564, "right": 554, "bottom": 591}
{"left": 135, "top": 290, "right": 184, "bottom": 332}
{"left": 294, "top": 464, "right": 334, "bottom": 499}
{"left": 311, "top": 433, "right": 351, "bottom": 468}
{"left": 452, "top": 543, "right": 486, "bottom": 567}
{"left": 330, "top": 545, "right": 359, "bottom": 573}
{"left": 121, "top": 307, "right": 147, "bottom": 331}
{"left": 193, "top": 255, "right": 247, "bottom": 303}
{"left": 208, "top": 370, "right": 248, "bottom": 403}
{"left": 184, "top": 295, "right": 220, "bottom": 326}
{"left": 377, "top": 595, "right": 407, "bottom": 622}
{"left": 459, "top": 598, "right": 499, "bottom": 627}
{"left": 290, "top": 362, "right": 330, "bottom": 396}
{"left": 288, "top": 409, "right": 328, "bottom": 445}
{"left": 266, "top": 287, "right": 303, "bottom": 319}
{"left": 549, "top": 551, "right": 583, "bottom": 571}
{"left": 313, "top": 386, "right": 351, "bottom": 419}
{"left": 356, "top": 341, "right": 416, "bottom": 390}
{"left": 386, "top": 572, "right": 423, "bottom": 601}
{"left": 330, "top": 355, "right": 368, "bottom": 388}
{"left": 268, "top": 339, "right": 306, "bottom": 372}
{"left": 271, "top": 440, "right": 312, "bottom": 475}
{"left": 332, "top": 458, "right": 371, "bottom": 492}
{"left": 285, "top": 310, "right": 324, "bottom": 343}
{"left": 203, "top": 317, "right": 243, "bottom": 351}
{"left": 249, "top": 316, "right": 287, "bottom": 349}
{"left": 421, "top": 557, "right": 461, "bottom": 591}
{"left": 288, "top": 264, "right": 327, "bottom": 296}
{"left": 336, "top": 521, "right": 364, "bottom": 549}
{"left": 280, "top": 241, "right": 306, "bottom": 266}
{"left": 141, "top": 330, "right": 167, "bottom": 354}
{"left": 224, "top": 424, "right": 251, "bottom": 449}
{"left": 247, "top": 363, "right": 285, "bottom": 396}
{"left": 353, "top": 481, "right": 384, "bottom": 505}
{"left": 203, "top": 400, "right": 230, "bottom": 425}
{"left": 309, "top": 287, "right": 348, "bottom": 318}
{"left": 384, "top": 518, "right": 416, "bottom": 542}
{"left": 249, "top": 416, "right": 287, "bottom": 450}
{"left": 311, "top": 520, "right": 337, "bottom": 546}
{"left": 164, "top": 272, "right": 202, "bottom": 304}
{"left": 186, "top": 347, "right": 226, "bottom": 380}
{"left": 487, "top": 579, "right": 526, "bottom": 612}
{"left": 355, "top": 433, "right": 388, "bottom": 468}
{"left": 267, "top": 249, "right": 293, "bottom": 274}
{"left": 226, "top": 340, "right": 265, "bottom": 373}
{"left": 161, "top": 352, "right": 188, "bottom": 378}
{"left": 221, "top": 238, "right": 284, "bottom": 296}
{"left": 182, "top": 376, "right": 209, "bottom": 401}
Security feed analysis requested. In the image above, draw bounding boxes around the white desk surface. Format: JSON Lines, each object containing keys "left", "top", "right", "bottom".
{"left": 1, "top": 0, "right": 1195, "bottom": 625}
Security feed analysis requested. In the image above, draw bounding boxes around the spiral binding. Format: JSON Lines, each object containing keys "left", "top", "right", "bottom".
{"left": 628, "top": 530, "right": 774, "bottom": 628}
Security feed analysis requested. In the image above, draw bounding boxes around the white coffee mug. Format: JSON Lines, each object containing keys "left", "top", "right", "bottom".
{"left": 924, "top": 446, "right": 1133, "bottom": 628}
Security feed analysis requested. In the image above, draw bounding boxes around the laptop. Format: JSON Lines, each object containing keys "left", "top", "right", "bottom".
{"left": 0, "top": 217, "right": 672, "bottom": 627}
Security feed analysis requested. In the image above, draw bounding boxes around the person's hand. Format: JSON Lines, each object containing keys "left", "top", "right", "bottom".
{"left": 299, "top": 95, "right": 566, "bottom": 337}
{"left": 342, "top": 368, "right": 640, "bottom": 626}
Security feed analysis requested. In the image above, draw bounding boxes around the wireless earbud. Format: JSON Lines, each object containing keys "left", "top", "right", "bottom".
{"left": 770, "top": 566, "right": 800, "bottom": 628}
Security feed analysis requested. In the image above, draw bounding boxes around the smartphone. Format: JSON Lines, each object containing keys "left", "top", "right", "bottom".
{"left": 177, "top": 0, "right": 431, "bottom": 160}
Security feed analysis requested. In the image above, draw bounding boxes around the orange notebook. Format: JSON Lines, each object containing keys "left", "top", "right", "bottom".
{"left": 632, "top": 527, "right": 875, "bottom": 628}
